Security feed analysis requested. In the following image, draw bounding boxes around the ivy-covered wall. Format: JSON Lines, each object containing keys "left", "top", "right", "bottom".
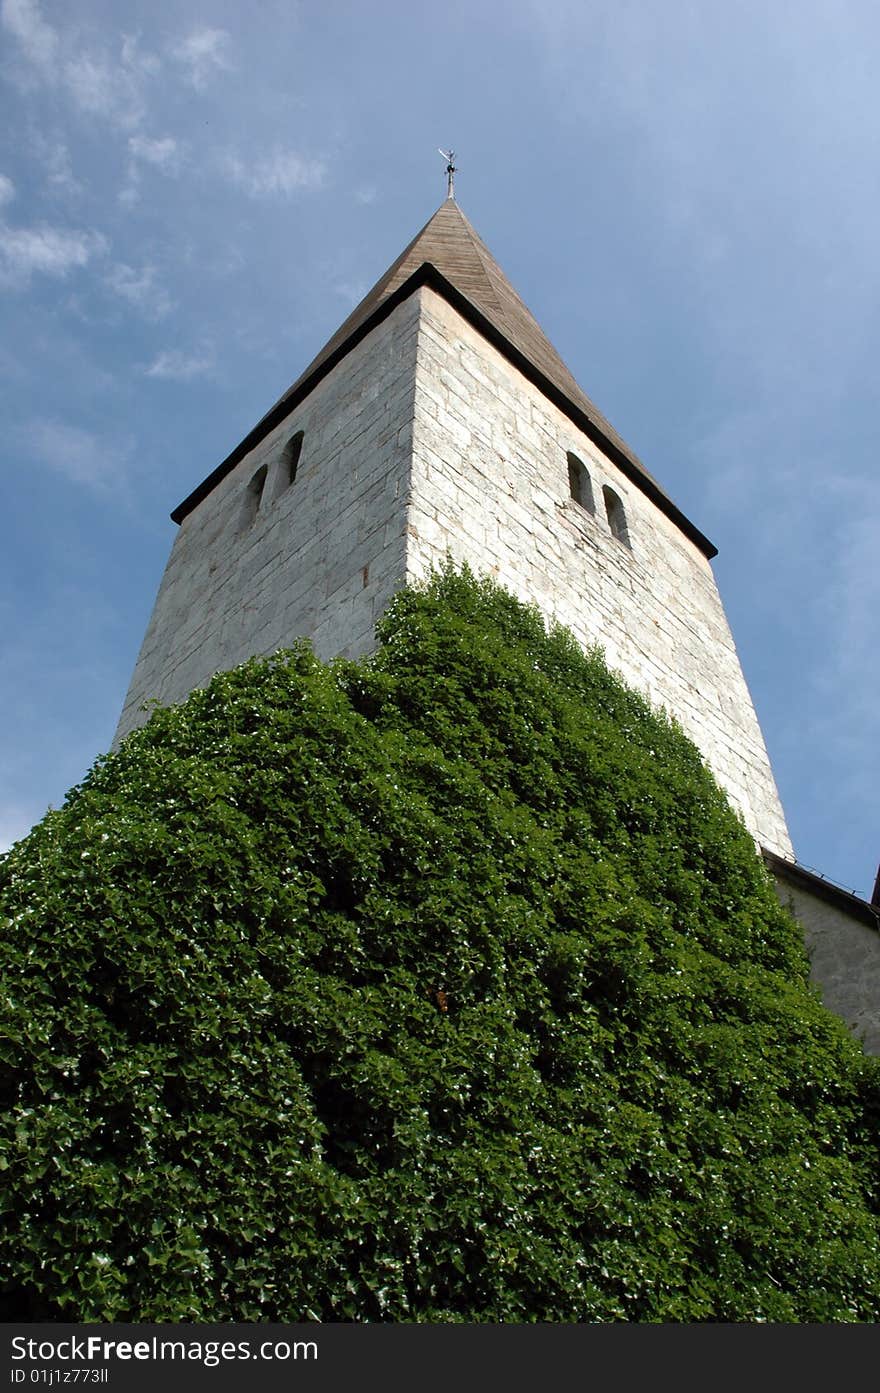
{"left": 2, "top": 568, "right": 878, "bottom": 1321}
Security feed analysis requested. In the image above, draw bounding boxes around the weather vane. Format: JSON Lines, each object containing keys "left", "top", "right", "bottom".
{"left": 438, "top": 148, "right": 457, "bottom": 200}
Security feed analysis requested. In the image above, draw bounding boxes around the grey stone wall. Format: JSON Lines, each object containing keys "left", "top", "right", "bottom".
{"left": 115, "top": 295, "right": 421, "bottom": 743}
{"left": 771, "top": 874, "right": 880, "bottom": 1055}
{"left": 114, "top": 277, "right": 880, "bottom": 1051}
{"left": 407, "top": 288, "right": 792, "bottom": 858}
{"left": 115, "top": 284, "right": 792, "bottom": 862}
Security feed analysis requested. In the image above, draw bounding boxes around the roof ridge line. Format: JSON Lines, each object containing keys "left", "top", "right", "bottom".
{"left": 446, "top": 203, "right": 511, "bottom": 328}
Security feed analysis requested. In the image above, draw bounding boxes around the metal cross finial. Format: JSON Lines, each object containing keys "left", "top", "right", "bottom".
{"left": 438, "top": 148, "right": 456, "bottom": 200}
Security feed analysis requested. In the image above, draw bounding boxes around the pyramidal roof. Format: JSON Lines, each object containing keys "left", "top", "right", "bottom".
{"left": 262, "top": 198, "right": 626, "bottom": 439}
{"left": 173, "top": 199, "right": 715, "bottom": 557}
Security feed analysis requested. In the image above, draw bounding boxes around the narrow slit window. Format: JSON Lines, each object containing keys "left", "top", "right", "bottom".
{"left": 241, "top": 463, "right": 268, "bottom": 531}
{"left": 567, "top": 451, "right": 594, "bottom": 513}
{"left": 282, "top": 431, "right": 304, "bottom": 488}
{"left": 603, "top": 485, "right": 630, "bottom": 546}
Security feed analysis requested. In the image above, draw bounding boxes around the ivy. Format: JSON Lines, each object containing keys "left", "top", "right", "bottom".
{"left": 2, "top": 564, "right": 879, "bottom": 1321}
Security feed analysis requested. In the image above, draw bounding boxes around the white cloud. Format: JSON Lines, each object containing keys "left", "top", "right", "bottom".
{"left": 28, "top": 420, "right": 131, "bottom": 494}
{"left": 0, "top": 0, "right": 58, "bottom": 73}
{"left": 121, "top": 135, "right": 184, "bottom": 205}
{"left": 0, "top": 219, "right": 107, "bottom": 287}
{"left": 105, "top": 262, "right": 173, "bottom": 320}
{"left": 128, "top": 134, "right": 181, "bottom": 173}
{"left": 120, "top": 33, "right": 160, "bottom": 79}
{"left": 0, "top": 173, "right": 14, "bottom": 206}
{"left": 62, "top": 50, "right": 145, "bottom": 129}
{"left": 226, "top": 149, "right": 327, "bottom": 198}
{"left": 333, "top": 277, "right": 368, "bottom": 306}
{"left": 170, "top": 27, "right": 232, "bottom": 91}
{"left": 41, "top": 141, "right": 82, "bottom": 196}
{"left": 2, "top": 1, "right": 156, "bottom": 128}
{"left": 145, "top": 348, "right": 213, "bottom": 381}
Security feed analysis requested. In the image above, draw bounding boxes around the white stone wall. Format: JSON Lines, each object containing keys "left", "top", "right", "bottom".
{"left": 115, "top": 282, "right": 792, "bottom": 862}
{"left": 114, "top": 295, "right": 421, "bottom": 742}
{"left": 406, "top": 287, "right": 793, "bottom": 858}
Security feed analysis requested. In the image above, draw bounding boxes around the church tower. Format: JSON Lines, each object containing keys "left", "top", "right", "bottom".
{"left": 116, "top": 196, "right": 793, "bottom": 861}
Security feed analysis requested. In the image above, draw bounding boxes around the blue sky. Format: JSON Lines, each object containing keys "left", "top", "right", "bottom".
{"left": 1, "top": 0, "right": 877, "bottom": 899}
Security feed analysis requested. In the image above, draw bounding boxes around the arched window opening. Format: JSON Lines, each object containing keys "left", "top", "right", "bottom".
{"left": 603, "top": 485, "right": 630, "bottom": 546}
{"left": 567, "top": 451, "right": 595, "bottom": 513}
{"left": 282, "top": 431, "right": 304, "bottom": 489}
{"left": 241, "top": 463, "right": 268, "bottom": 531}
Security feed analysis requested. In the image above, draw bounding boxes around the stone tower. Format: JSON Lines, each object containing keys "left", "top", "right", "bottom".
{"left": 117, "top": 197, "right": 793, "bottom": 861}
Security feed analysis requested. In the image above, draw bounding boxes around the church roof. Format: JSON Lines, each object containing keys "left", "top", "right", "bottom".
{"left": 172, "top": 199, "right": 716, "bottom": 557}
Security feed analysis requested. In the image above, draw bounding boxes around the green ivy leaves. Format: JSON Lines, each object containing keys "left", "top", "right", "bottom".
{"left": 2, "top": 567, "right": 878, "bottom": 1321}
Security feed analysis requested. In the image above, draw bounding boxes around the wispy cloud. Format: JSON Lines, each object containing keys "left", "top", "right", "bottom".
{"left": 1, "top": 0, "right": 57, "bottom": 73}
{"left": 333, "top": 277, "right": 368, "bottom": 306}
{"left": 62, "top": 49, "right": 145, "bottom": 129}
{"left": 226, "top": 148, "right": 327, "bottom": 198}
{"left": 0, "top": 173, "right": 14, "bottom": 206}
{"left": 27, "top": 420, "right": 132, "bottom": 494}
{"left": 0, "top": 219, "right": 107, "bottom": 287}
{"left": 120, "top": 134, "right": 184, "bottom": 206}
{"left": 170, "top": 27, "right": 232, "bottom": 91}
{"left": 2, "top": 0, "right": 156, "bottom": 128}
{"left": 128, "top": 134, "right": 182, "bottom": 173}
{"left": 40, "top": 141, "right": 83, "bottom": 197}
{"left": 145, "top": 347, "right": 213, "bottom": 381}
{"left": 120, "top": 33, "right": 160, "bottom": 79}
{"left": 105, "top": 262, "right": 173, "bottom": 320}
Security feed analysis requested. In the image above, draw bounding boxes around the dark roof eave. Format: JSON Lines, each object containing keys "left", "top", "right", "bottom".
{"left": 170, "top": 263, "right": 718, "bottom": 559}
{"left": 763, "top": 848, "right": 880, "bottom": 930}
